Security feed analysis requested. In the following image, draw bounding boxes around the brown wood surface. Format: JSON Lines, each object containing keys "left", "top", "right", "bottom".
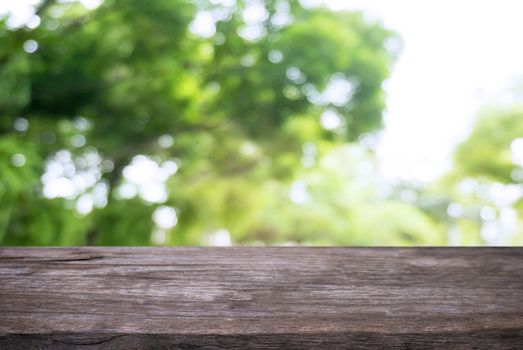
{"left": 0, "top": 247, "right": 522, "bottom": 349}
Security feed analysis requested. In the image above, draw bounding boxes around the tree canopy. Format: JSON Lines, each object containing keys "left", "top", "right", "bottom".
{"left": 2, "top": 0, "right": 458, "bottom": 246}
{"left": 437, "top": 99, "right": 523, "bottom": 245}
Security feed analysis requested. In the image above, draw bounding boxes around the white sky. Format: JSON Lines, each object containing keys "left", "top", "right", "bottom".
{"left": 327, "top": 0, "right": 523, "bottom": 181}
{"left": 4, "top": 0, "right": 523, "bottom": 182}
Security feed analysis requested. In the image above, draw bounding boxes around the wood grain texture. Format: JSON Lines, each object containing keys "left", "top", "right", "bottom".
{"left": 0, "top": 247, "right": 522, "bottom": 349}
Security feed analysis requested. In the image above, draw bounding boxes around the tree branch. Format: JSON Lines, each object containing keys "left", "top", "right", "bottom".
{"left": 35, "top": 0, "right": 55, "bottom": 16}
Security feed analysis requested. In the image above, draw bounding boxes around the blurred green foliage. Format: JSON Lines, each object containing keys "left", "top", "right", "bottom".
{"left": 440, "top": 99, "right": 523, "bottom": 245}
{"left": 0, "top": 0, "right": 521, "bottom": 246}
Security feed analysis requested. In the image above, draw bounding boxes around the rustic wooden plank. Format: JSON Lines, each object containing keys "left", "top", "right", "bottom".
{"left": 0, "top": 247, "right": 522, "bottom": 349}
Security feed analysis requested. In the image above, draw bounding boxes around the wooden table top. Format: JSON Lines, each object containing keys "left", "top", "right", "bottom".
{"left": 1, "top": 247, "right": 522, "bottom": 349}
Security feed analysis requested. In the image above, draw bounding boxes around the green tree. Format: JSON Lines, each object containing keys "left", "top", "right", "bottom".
{"left": 434, "top": 99, "right": 523, "bottom": 245}
{"left": 0, "top": 0, "right": 401, "bottom": 245}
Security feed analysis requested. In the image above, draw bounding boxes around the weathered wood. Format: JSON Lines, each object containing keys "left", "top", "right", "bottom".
{"left": 0, "top": 247, "right": 522, "bottom": 349}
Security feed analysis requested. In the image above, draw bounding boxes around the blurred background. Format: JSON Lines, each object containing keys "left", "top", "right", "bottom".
{"left": 1, "top": 0, "right": 522, "bottom": 246}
